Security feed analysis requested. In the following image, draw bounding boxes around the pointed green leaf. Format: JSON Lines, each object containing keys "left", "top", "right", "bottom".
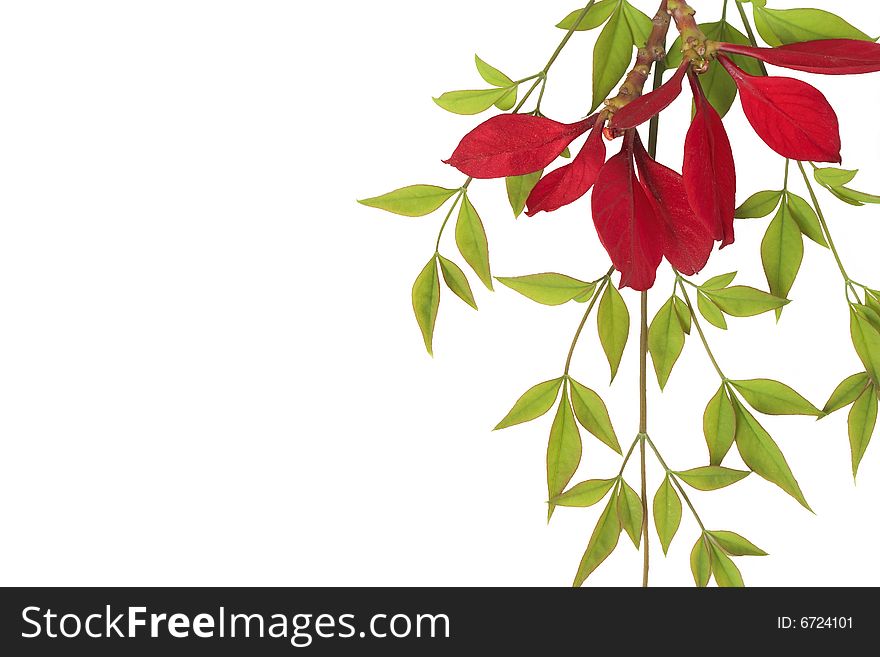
{"left": 704, "top": 385, "right": 736, "bottom": 466}
{"left": 494, "top": 378, "right": 564, "bottom": 430}
{"left": 673, "top": 296, "right": 692, "bottom": 335}
{"left": 455, "top": 195, "right": 492, "bottom": 290}
{"left": 675, "top": 466, "right": 750, "bottom": 491}
{"left": 735, "top": 190, "right": 783, "bottom": 219}
{"left": 690, "top": 535, "right": 712, "bottom": 587}
{"left": 591, "top": 4, "right": 635, "bottom": 113}
{"left": 574, "top": 286, "right": 598, "bottom": 303}
{"left": 824, "top": 372, "right": 871, "bottom": 414}
{"left": 648, "top": 298, "right": 686, "bottom": 390}
{"left": 653, "top": 475, "right": 682, "bottom": 555}
{"left": 412, "top": 257, "right": 441, "bottom": 355}
{"left": 786, "top": 193, "right": 828, "bottom": 248}
{"left": 438, "top": 256, "right": 478, "bottom": 310}
{"left": 496, "top": 273, "right": 593, "bottom": 305}
{"left": 732, "top": 397, "right": 811, "bottom": 510}
{"left": 710, "top": 544, "right": 744, "bottom": 587}
{"left": 598, "top": 283, "right": 630, "bottom": 381}
{"left": 433, "top": 88, "right": 510, "bottom": 115}
{"left": 761, "top": 203, "right": 803, "bottom": 319}
{"left": 617, "top": 480, "right": 643, "bottom": 548}
{"left": 494, "top": 86, "right": 517, "bottom": 111}
{"left": 730, "top": 379, "right": 823, "bottom": 417}
{"left": 850, "top": 305, "right": 880, "bottom": 384}
{"left": 552, "top": 478, "right": 617, "bottom": 508}
{"left": 359, "top": 185, "right": 458, "bottom": 217}
{"left": 814, "top": 167, "right": 858, "bottom": 187}
{"left": 707, "top": 530, "right": 768, "bottom": 557}
{"left": 556, "top": 0, "right": 618, "bottom": 31}
{"left": 474, "top": 54, "right": 514, "bottom": 87}
{"left": 826, "top": 186, "right": 866, "bottom": 207}
{"left": 697, "top": 291, "right": 728, "bottom": 329}
{"left": 621, "top": 1, "right": 652, "bottom": 47}
{"left": 754, "top": 6, "right": 874, "bottom": 47}
{"left": 833, "top": 186, "right": 880, "bottom": 205}
{"left": 573, "top": 493, "right": 622, "bottom": 587}
{"left": 703, "top": 286, "right": 789, "bottom": 317}
{"left": 569, "top": 379, "right": 621, "bottom": 453}
{"left": 849, "top": 385, "right": 878, "bottom": 478}
{"left": 701, "top": 272, "right": 738, "bottom": 291}
{"left": 547, "top": 389, "right": 583, "bottom": 517}
{"left": 506, "top": 171, "right": 543, "bottom": 218}
{"left": 866, "top": 290, "right": 880, "bottom": 317}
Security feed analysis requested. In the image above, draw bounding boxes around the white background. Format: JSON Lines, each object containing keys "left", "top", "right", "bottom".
{"left": 1, "top": 0, "right": 879, "bottom": 587}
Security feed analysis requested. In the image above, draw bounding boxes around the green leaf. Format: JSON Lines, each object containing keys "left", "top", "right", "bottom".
{"left": 761, "top": 202, "right": 803, "bottom": 320}
{"left": 814, "top": 167, "right": 858, "bottom": 187}
{"left": 732, "top": 397, "right": 811, "bottom": 510}
{"left": 598, "top": 283, "right": 630, "bottom": 382}
{"left": 849, "top": 385, "right": 878, "bottom": 478}
{"left": 833, "top": 186, "right": 880, "bottom": 205}
{"left": 560, "top": 146, "right": 572, "bottom": 159}
{"left": 826, "top": 186, "right": 866, "bottom": 207}
{"left": 735, "top": 190, "right": 783, "bottom": 219}
{"left": 547, "top": 389, "right": 583, "bottom": 517}
{"left": 552, "top": 478, "right": 617, "bottom": 508}
{"left": 412, "top": 257, "right": 441, "bottom": 355}
{"left": 621, "top": 1, "right": 652, "bottom": 47}
{"left": 866, "top": 290, "right": 880, "bottom": 317}
{"left": 704, "top": 385, "right": 736, "bottom": 466}
{"left": 675, "top": 466, "right": 750, "bottom": 491}
{"left": 617, "top": 480, "right": 643, "bottom": 548}
{"left": 496, "top": 273, "right": 594, "bottom": 306}
{"left": 495, "top": 378, "right": 564, "bottom": 430}
{"left": 786, "top": 193, "right": 828, "bottom": 248}
{"left": 591, "top": 4, "right": 635, "bottom": 113}
{"left": 569, "top": 379, "right": 621, "bottom": 453}
{"left": 574, "top": 286, "right": 598, "bottom": 303}
{"left": 710, "top": 544, "right": 744, "bottom": 587}
{"left": 433, "top": 88, "right": 511, "bottom": 115}
{"left": 556, "top": 0, "right": 618, "bottom": 31}
{"left": 506, "top": 171, "right": 543, "bottom": 218}
{"left": 697, "top": 291, "right": 728, "bottom": 329}
{"left": 648, "top": 298, "right": 686, "bottom": 390}
{"left": 707, "top": 530, "right": 768, "bottom": 557}
{"left": 851, "top": 305, "right": 880, "bottom": 385}
{"left": 753, "top": 6, "right": 874, "bottom": 47}
{"left": 673, "top": 296, "right": 692, "bottom": 335}
{"left": 494, "top": 86, "right": 517, "bottom": 111}
{"left": 702, "top": 286, "right": 789, "bottom": 317}
{"left": 690, "top": 536, "right": 712, "bottom": 587}
{"left": 359, "top": 185, "right": 458, "bottom": 217}
{"left": 438, "top": 256, "right": 477, "bottom": 310}
{"left": 474, "top": 54, "right": 514, "bottom": 87}
{"left": 701, "top": 272, "right": 738, "bottom": 291}
{"left": 824, "top": 373, "right": 871, "bottom": 414}
{"left": 455, "top": 195, "right": 492, "bottom": 290}
{"left": 573, "top": 492, "right": 622, "bottom": 587}
{"left": 729, "top": 379, "right": 823, "bottom": 417}
{"left": 653, "top": 475, "right": 682, "bottom": 555}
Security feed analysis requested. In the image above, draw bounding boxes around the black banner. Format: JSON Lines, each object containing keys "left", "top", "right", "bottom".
{"left": 0, "top": 587, "right": 871, "bottom": 654}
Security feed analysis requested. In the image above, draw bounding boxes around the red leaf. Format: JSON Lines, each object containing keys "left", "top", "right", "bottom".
{"left": 719, "top": 56, "right": 841, "bottom": 163}
{"left": 592, "top": 135, "right": 664, "bottom": 291}
{"left": 525, "top": 122, "right": 607, "bottom": 216}
{"left": 633, "top": 135, "right": 715, "bottom": 275}
{"left": 608, "top": 62, "right": 688, "bottom": 130}
{"left": 444, "top": 114, "right": 594, "bottom": 179}
{"left": 718, "top": 39, "right": 880, "bottom": 75}
{"left": 683, "top": 72, "right": 736, "bottom": 247}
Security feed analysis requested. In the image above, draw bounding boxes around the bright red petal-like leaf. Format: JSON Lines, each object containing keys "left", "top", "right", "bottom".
{"left": 633, "top": 135, "right": 714, "bottom": 275}
{"left": 609, "top": 62, "right": 689, "bottom": 130}
{"left": 719, "top": 56, "right": 841, "bottom": 163}
{"left": 592, "top": 135, "right": 664, "bottom": 291}
{"left": 444, "top": 114, "right": 595, "bottom": 179}
{"left": 525, "top": 122, "right": 607, "bottom": 216}
{"left": 683, "top": 72, "right": 736, "bottom": 247}
{"left": 718, "top": 39, "right": 880, "bottom": 75}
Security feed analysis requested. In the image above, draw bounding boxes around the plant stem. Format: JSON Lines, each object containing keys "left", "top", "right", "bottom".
{"left": 796, "top": 161, "right": 861, "bottom": 302}
{"left": 676, "top": 278, "right": 728, "bottom": 381}
{"left": 618, "top": 435, "right": 641, "bottom": 477}
{"left": 542, "top": 1, "right": 598, "bottom": 74}
{"left": 639, "top": 291, "right": 649, "bottom": 588}
{"left": 563, "top": 267, "right": 615, "bottom": 376}
{"left": 434, "top": 179, "right": 471, "bottom": 252}
{"left": 645, "top": 435, "right": 706, "bottom": 531}
{"left": 734, "top": 0, "right": 768, "bottom": 76}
